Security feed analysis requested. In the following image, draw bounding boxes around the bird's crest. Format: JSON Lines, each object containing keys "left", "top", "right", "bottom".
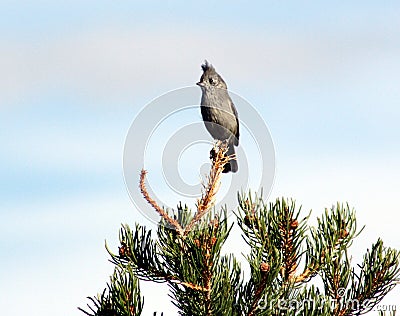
{"left": 201, "top": 60, "right": 215, "bottom": 72}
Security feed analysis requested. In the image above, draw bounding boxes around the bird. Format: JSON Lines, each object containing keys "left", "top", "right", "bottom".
{"left": 197, "top": 60, "right": 239, "bottom": 173}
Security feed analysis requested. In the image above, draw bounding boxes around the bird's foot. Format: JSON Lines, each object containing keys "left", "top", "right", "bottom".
{"left": 209, "top": 148, "right": 216, "bottom": 161}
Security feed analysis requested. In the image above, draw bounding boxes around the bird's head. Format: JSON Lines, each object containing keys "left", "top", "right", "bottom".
{"left": 197, "top": 60, "right": 227, "bottom": 90}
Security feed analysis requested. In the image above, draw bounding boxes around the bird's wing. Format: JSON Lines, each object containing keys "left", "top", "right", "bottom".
{"left": 230, "top": 99, "right": 239, "bottom": 146}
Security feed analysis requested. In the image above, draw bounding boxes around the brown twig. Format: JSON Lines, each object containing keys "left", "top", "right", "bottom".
{"left": 291, "top": 265, "right": 318, "bottom": 283}
{"left": 181, "top": 281, "right": 209, "bottom": 292}
{"left": 247, "top": 263, "right": 270, "bottom": 316}
{"left": 140, "top": 170, "right": 184, "bottom": 236}
{"left": 184, "top": 142, "right": 229, "bottom": 235}
{"left": 280, "top": 216, "right": 299, "bottom": 281}
{"left": 291, "top": 247, "right": 330, "bottom": 283}
{"left": 140, "top": 267, "right": 209, "bottom": 292}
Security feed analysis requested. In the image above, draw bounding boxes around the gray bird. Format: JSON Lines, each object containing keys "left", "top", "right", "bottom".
{"left": 197, "top": 61, "right": 239, "bottom": 173}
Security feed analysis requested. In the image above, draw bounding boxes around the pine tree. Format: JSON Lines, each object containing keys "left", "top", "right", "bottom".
{"left": 79, "top": 144, "right": 400, "bottom": 315}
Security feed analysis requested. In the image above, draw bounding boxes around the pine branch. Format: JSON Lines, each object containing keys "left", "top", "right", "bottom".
{"left": 247, "top": 262, "right": 271, "bottom": 316}
{"left": 342, "top": 239, "right": 400, "bottom": 315}
{"left": 307, "top": 204, "right": 362, "bottom": 315}
{"left": 78, "top": 267, "right": 143, "bottom": 316}
{"left": 111, "top": 223, "right": 216, "bottom": 294}
{"left": 165, "top": 209, "right": 240, "bottom": 316}
{"left": 273, "top": 199, "right": 307, "bottom": 283}
{"left": 108, "top": 224, "right": 175, "bottom": 283}
{"left": 184, "top": 142, "right": 229, "bottom": 235}
{"left": 139, "top": 170, "right": 184, "bottom": 236}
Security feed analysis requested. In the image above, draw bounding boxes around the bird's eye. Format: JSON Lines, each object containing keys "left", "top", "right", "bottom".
{"left": 209, "top": 77, "right": 215, "bottom": 85}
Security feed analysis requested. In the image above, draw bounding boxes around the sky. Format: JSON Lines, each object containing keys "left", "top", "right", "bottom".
{"left": 1, "top": 1, "right": 400, "bottom": 315}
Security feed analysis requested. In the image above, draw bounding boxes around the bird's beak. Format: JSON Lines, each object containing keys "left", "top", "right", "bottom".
{"left": 196, "top": 81, "right": 205, "bottom": 87}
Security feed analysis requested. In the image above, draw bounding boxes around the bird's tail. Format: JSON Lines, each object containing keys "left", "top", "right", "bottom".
{"left": 223, "top": 142, "right": 238, "bottom": 173}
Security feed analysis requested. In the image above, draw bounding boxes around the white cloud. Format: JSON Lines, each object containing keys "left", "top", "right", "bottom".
{"left": 2, "top": 25, "right": 399, "bottom": 107}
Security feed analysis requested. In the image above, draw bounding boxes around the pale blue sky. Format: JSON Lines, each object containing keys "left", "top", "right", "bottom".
{"left": 1, "top": 1, "right": 400, "bottom": 315}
